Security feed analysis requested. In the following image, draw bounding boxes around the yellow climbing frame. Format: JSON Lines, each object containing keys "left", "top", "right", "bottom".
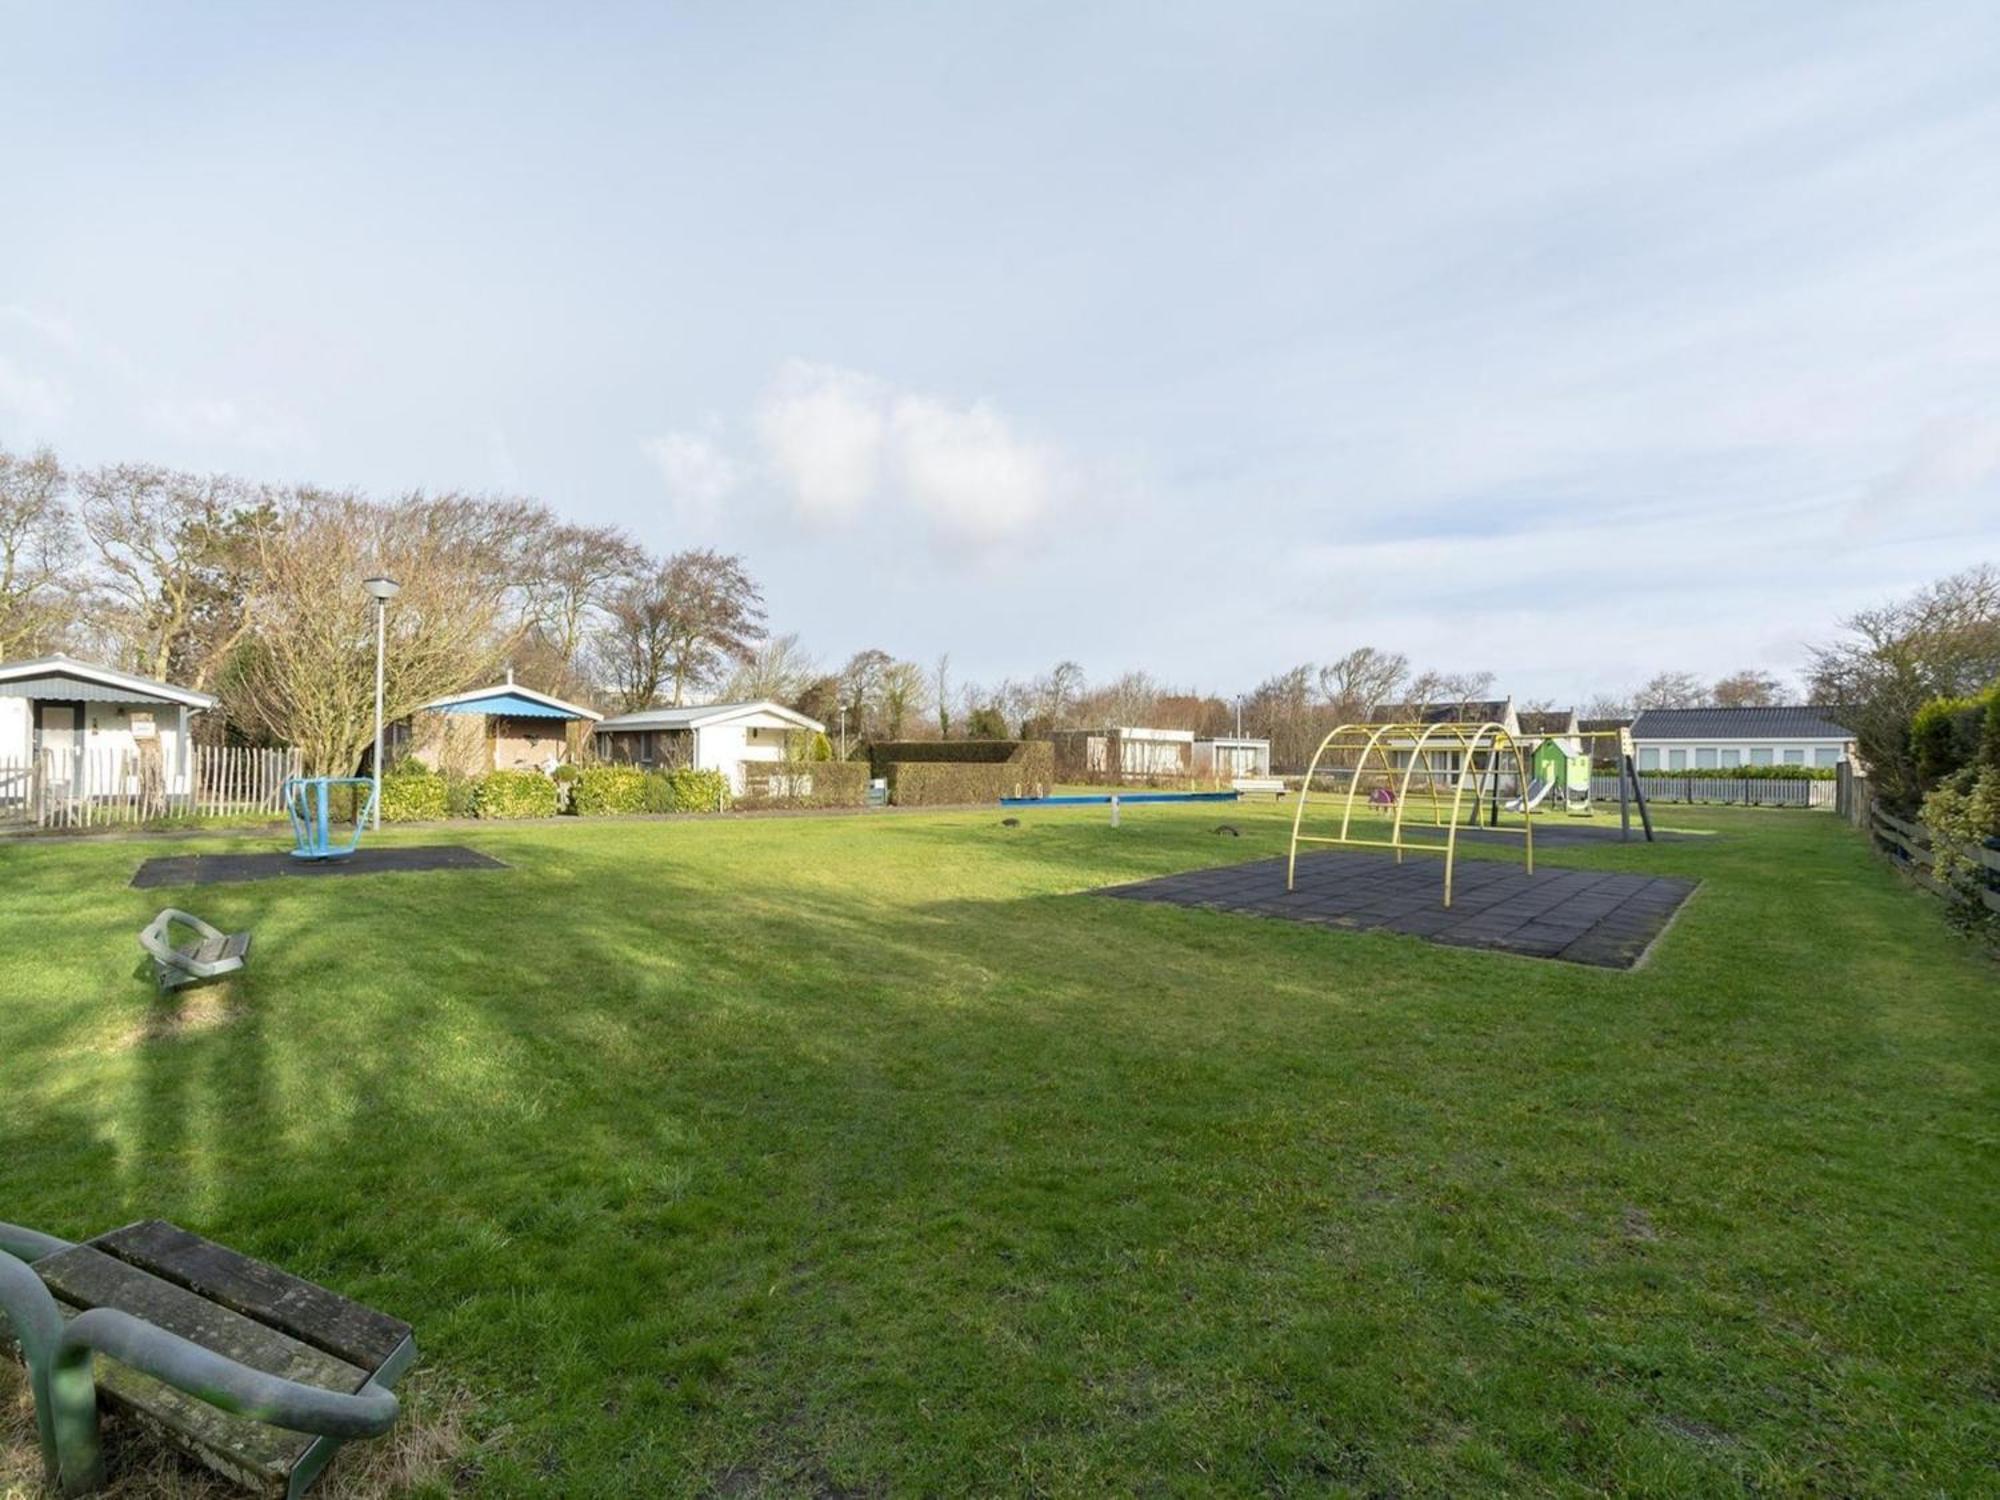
{"left": 1286, "top": 721, "right": 1536, "bottom": 907}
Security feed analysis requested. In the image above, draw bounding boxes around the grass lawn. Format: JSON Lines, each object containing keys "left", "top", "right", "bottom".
{"left": 2, "top": 801, "right": 1994, "bottom": 1496}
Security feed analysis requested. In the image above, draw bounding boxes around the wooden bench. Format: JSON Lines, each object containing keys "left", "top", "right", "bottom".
{"left": 5, "top": 1219, "right": 414, "bottom": 1498}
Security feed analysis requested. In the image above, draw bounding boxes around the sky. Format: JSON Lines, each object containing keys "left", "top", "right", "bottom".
{"left": 3, "top": 1, "right": 1999, "bottom": 707}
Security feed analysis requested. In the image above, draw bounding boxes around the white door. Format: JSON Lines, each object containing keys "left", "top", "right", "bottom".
{"left": 40, "top": 706, "right": 79, "bottom": 802}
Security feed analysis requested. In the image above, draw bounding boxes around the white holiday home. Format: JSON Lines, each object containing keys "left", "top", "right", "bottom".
{"left": 593, "top": 700, "right": 826, "bottom": 793}
{"left": 1628, "top": 706, "right": 1852, "bottom": 771}
{"left": 0, "top": 655, "right": 218, "bottom": 809}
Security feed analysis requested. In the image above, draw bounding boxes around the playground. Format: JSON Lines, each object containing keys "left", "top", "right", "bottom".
{"left": 2, "top": 795, "right": 1995, "bottom": 1496}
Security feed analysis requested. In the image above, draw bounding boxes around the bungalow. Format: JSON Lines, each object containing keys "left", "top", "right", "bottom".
{"left": 1048, "top": 727, "right": 1196, "bottom": 782}
{"left": 1629, "top": 706, "right": 1852, "bottom": 772}
{"left": 391, "top": 671, "right": 602, "bottom": 775}
{"left": 594, "top": 700, "right": 827, "bottom": 794}
{"left": 1191, "top": 736, "right": 1272, "bottom": 778}
{"left": 0, "top": 655, "right": 218, "bottom": 809}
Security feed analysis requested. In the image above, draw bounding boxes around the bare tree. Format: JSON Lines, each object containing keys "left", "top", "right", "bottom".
{"left": 0, "top": 444, "right": 79, "bottom": 659}
{"left": 74, "top": 462, "right": 274, "bottom": 687}
{"left": 600, "top": 570, "right": 674, "bottom": 713}
{"left": 1244, "top": 664, "right": 1320, "bottom": 770}
{"left": 1033, "top": 660, "right": 1086, "bottom": 729}
{"left": 233, "top": 489, "right": 521, "bottom": 773}
{"left": 1711, "top": 669, "right": 1784, "bottom": 707}
{"left": 1808, "top": 564, "right": 2000, "bottom": 809}
{"left": 840, "top": 648, "right": 894, "bottom": 737}
{"left": 519, "top": 515, "right": 646, "bottom": 693}
{"left": 1633, "top": 670, "right": 1708, "bottom": 710}
{"left": 1317, "top": 647, "right": 1408, "bottom": 718}
{"left": 725, "top": 631, "right": 819, "bottom": 703}
{"left": 880, "top": 659, "right": 928, "bottom": 738}
{"left": 1582, "top": 692, "right": 1632, "bottom": 720}
{"left": 1087, "top": 670, "right": 1162, "bottom": 728}
{"left": 603, "top": 548, "right": 765, "bottom": 709}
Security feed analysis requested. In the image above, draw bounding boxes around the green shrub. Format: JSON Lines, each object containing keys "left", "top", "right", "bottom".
{"left": 1911, "top": 692, "right": 1990, "bottom": 789}
{"left": 378, "top": 765, "right": 449, "bottom": 822}
{"left": 642, "top": 767, "right": 732, "bottom": 813}
{"left": 443, "top": 772, "right": 478, "bottom": 819}
{"left": 738, "top": 761, "right": 871, "bottom": 809}
{"left": 470, "top": 769, "right": 559, "bottom": 818}
{"left": 571, "top": 765, "right": 649, "bottom": 816}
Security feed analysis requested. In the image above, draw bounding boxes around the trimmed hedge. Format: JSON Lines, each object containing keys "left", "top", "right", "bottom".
{"left": 379, "top": 765, "right": 449, "bottom": 822}
{"left": 882, "top": 741, "right": 1054, "bottom": 806}
{"left": 865, "top": 739, "right": 1026, "bottom": 773}
{"left": 571, "top": 765, "right": 649, "bottom": 816}
{"left": 738, "top": 761, "right": 871, "bottom": 809}
{"left": 471, "top": 769, "right": 560, "bottom": 818}
{"left": 642, "top": 767, "right": 732, "bottom": 813}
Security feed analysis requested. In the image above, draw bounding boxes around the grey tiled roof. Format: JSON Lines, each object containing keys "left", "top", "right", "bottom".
{"left": 1516, "top": 710, "right": 1577, "bottom": 736}
{"left": 1368, "top": 700, "right": 1510, "bottom": 725}
{"left": 1629, "top": 706, "right": 1849, "bottom": 740}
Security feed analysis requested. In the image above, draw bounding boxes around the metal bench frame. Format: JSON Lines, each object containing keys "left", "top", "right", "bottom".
{"left": 1, "top": 1221, "right": 411, "bottom": 1498}
{"left": 138, "top": 909, "right": 251, "bottom": 992}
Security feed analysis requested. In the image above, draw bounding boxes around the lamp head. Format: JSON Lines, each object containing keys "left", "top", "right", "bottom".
{"left": 363, "top": 575, "right": 401, "bottom": 602}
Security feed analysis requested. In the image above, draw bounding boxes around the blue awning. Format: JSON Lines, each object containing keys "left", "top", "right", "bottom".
{"left": 433, "top": 692, "right": 588, "bottom": 720}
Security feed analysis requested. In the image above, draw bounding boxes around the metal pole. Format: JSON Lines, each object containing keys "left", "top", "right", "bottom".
{"left": 372, "top": 597, "right": 386, "bottom": 830}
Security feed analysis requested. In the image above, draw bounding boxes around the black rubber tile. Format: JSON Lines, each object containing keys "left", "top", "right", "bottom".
{"left": 1097, "top": 852, "right": 1696, "bottom": 969}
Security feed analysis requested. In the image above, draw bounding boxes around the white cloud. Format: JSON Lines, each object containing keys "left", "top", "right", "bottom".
{"left": 146, "top": 395, "right": 308, "bottom": 453}
{"left": 890, "top": 394, "right": 1057, "bottom": 544}
{"left": 0, "top": 354, "right": 70, "bottom": 433}
{"left": 747, "top": 360, "right": 1064, "bottom": 545}
{"left": 641, "top": 429, "right": 738, "bottom": 515}
{"left": 755, "top": 361, "right": 886, "bottom": 524}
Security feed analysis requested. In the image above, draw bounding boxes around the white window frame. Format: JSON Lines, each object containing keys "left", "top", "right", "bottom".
{"left": 1749, "top": 748, "right": 1773, "bottom": 766}
{"left": 1782, "top": 748, "right": 1805, "bottom": 765}
{"left": 1638, "top": 747, "right": 1659, "bottom": 771}
{"left": 1667, "top": 748, "right": 1688, "bottom": 771}
{"left": 1813, "top": 747, "right": 1840, "bottom": 768}
{"left": 1695, "top": 748, "right": 1717, "bottom": 769}
{"left": 1719, "top": 748, "right": 1741, "bottom": 769}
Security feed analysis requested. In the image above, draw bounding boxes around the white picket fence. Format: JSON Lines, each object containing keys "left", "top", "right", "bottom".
{"left": 1590, "top": 775, "right": 1835, "bottom": 809}
{"left": 0, "top": 744, "right": 301, "bottom": 829}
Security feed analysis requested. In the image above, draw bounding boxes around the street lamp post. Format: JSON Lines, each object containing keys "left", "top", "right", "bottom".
{"left": 363, "top": 575, "right": 401, "bottom": 830}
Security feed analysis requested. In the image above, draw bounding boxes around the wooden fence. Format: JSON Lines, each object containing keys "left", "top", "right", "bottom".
{"left": 0, "top": 745, "right": 301, "bottom": 830}
{"left": 1867, "top": 805, "right": 2000, "bottom": 916}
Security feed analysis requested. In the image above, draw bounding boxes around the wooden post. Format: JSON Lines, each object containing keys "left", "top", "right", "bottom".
{"left": 1625, "top": 753, "right": 1654, "bottom": 842}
